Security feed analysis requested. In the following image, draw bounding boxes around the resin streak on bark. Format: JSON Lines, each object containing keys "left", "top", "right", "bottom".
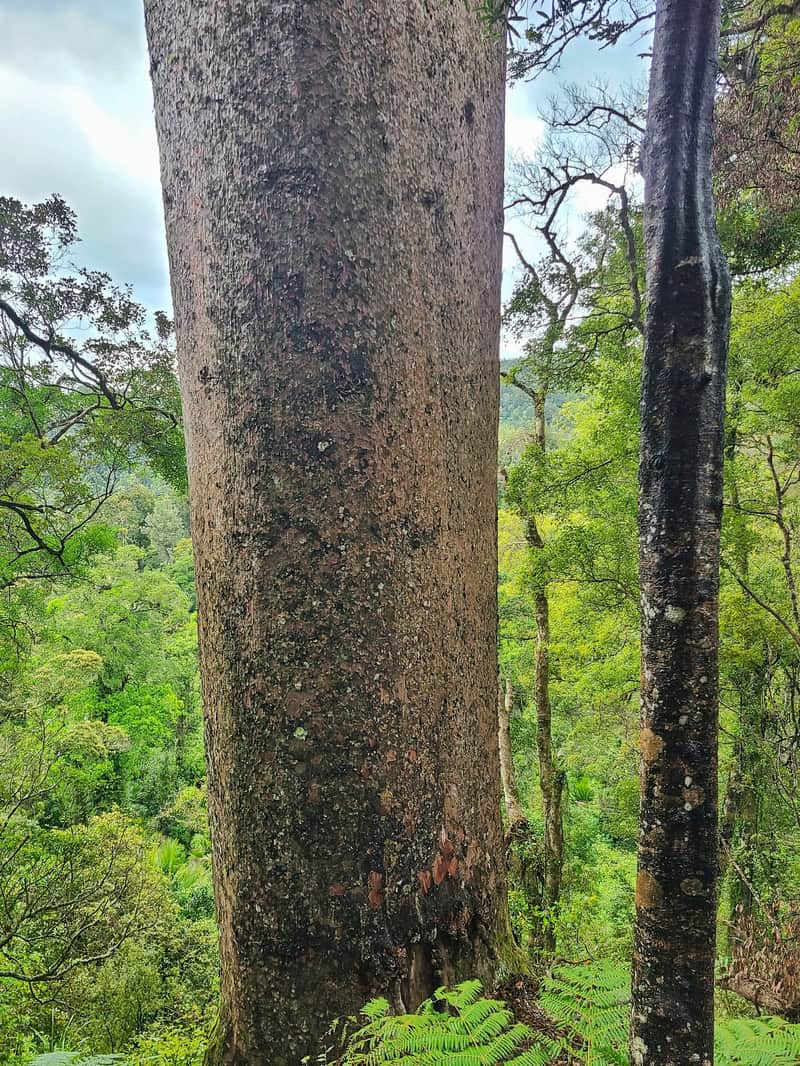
{"left": 144, "top": 1, "right": 507, "bottom": 1061}
{"left": 632, "top": 2, "right": 731, "bottom": 1064}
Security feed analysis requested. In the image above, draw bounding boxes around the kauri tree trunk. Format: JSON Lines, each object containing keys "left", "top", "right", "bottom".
{"left": 144, "top": 2, "right": 507, "bottom": 1062}
{"left": 632, "top": 2, "right": 731, "bottom": 1065}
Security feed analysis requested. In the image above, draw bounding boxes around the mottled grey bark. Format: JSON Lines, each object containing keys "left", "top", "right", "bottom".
{"left": 144, "top": 2, "right": 508, "bottom": 1062}
{"left": 632, "top": 2, "right": 731, "bottom": 1064}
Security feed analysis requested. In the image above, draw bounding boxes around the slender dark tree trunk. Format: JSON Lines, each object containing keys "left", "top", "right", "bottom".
{"left": 144, "top": 3, "right": 507, "bottom": 1062}
{"left": 498, "top": 677, "right": 541, "bottom": 955}
{"left": 532, "top": 579, "right": 563, "bottom": 953}
{"left": 632, "top": 2, "right": 731, "bottom": 1064}
{"left": 498, "top": 679, "right": 526, "bottom": 829}
{"left": 524, "top": 392, "right": 563, "bottom": 955}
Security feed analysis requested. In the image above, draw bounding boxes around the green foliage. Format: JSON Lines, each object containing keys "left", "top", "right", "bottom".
{"left": 715, "top": 1016, "right": 800, "bottom": 1065}
{"left": 322, "top": 981, "right": 548, "bottom": 1065}
{"left": 153, "top": 838, "right": 188, "bottom": 876}
{"left": 0, "top": 194, "right": 185, "bottom": 636}
{"left": 538, "top": 963, "right": 629, "bottom": 1065}
{"left": 124, "top": 1025, "right": 207, "bottom": 1066}
{"left": 29, "top": 1055, "right": 121, "bottom": 1066}
{"left": 536, "top": 963, "right": 800, "bottom": 1066}
{"left": 326, "top": 967, "right": 628, "bottom": 1066}
{"left": 330, "top": 967, "right": 800, "bottom": 1066}
{"left": 0, "top": 193, "right": 212, "bottom": 1061}
{"left": 26, "top": 1028, "right": 207, "bottom": 1066}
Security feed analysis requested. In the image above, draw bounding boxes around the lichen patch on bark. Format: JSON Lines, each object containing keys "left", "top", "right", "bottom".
{"left": 635, "top": 869, "right": 665, "bottom": 910}
{"left": 640, "top": 727, "right": 665, "bottom": 763}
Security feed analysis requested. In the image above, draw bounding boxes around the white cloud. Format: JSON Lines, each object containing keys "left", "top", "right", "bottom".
{"left": 505, "top": 112, "right": 546, "bottom": 160}
{"left": 63, "top": 85, "right": 161, "bottom": 192}
{"left": 570, "top": 163, "right": 639, "bottom": 215}
{"left": 0, "top": 0, "right": 170, "bottom": 312}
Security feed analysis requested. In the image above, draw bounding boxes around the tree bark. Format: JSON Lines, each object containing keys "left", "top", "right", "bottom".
{"left": 498, "top": 679, "right": 543, "bottom": 956}
{"left": 632, "top": 2, "right": 731, "bottom": 1065}
{"left": 144, "top": 3, "right": 507, "bottom": 1062}
{"left": 524, "top": 391, "right": 563, "bottom": 955}
{"left": 498, "top": 679, "right": 526, "bottom": 829}
{"left": 501, "top": 677, "right": 526, "bottom": 827}
{"left": 532, "top": 578, "right": 563, "bottom": 954}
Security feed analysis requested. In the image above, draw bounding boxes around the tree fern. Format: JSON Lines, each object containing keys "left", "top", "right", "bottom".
{"left": 321, "top": 981, "right": 552, "bottom": 1066}
{"left": 538, "top": 961, "right": 630, "bottom": 1066}
{"left": 715, "top": 1015, "right": 800, "bottom": 1065}
{"left": 322, "top": 962, "right": 800, "bottom": 1066}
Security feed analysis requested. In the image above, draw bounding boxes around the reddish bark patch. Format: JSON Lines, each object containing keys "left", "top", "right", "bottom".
{"left": 417, "top": 870, "right": 432, "bottom": 893}
{"left": 368, "top": 871, "right": 384, "bottom": 908}
{"left": 328, "top": 882, "right": 347, "bottom": 897}
{"left": 432, "top": 853, "right": 449, "bottom": 886}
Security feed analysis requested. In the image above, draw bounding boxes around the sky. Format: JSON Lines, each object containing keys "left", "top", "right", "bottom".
{"left": 0, "top": 0, "right": 645, "bottom": 348}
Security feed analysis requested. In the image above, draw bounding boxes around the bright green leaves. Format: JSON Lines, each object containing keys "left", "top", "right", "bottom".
{"left": 324, "top": 980, "right": 548, "bottom": 1066}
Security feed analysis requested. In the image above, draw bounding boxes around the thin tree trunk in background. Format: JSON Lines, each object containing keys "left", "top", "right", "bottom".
{"left": 526, "top": 390, "right": 563, "bottom": 954}
{"left": 499, "top": 675, "right": 542, "bottom": 955}
{"left": 144, "top": 2, "right": 507, "bottom": 1062}
{"left": 632, "top": 1, "right": 731, "bottom": 1063}
{"left": 498, "top": 679, "right": 526, "bottom": 828}
{"left": 532, "top": 579, "right": 563, "bottom": 953}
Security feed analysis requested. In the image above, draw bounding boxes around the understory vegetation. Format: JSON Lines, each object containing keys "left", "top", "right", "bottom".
{"left": 0, "top": 196, "right": 216, "bottom": 1063}
{"left": 315, "top": 968, "right": 800, "bottom": 1066}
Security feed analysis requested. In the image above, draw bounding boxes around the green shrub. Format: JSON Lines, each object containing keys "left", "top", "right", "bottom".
{"left": 313, "top": 980, "right": 549, "bottom": 1065}
{"left": 325, "top": 963, "right": 800, "bottom": 1066}
{"left": 29, "top": 1055, "right": 121, "bottom": 1066}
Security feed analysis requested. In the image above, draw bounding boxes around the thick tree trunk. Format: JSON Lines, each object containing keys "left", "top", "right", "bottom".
{"left": 144, "top": 3, "right": 507, "bottom": 1062}
{"left": 632, "top": 2, "right": 731, "bottom": 1065}
{"left": 498, "top": 679, "right": 526, "bottom": 829}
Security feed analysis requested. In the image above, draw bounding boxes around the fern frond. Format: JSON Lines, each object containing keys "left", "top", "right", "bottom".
{"left": 537, "top": 960, "right": 630, "bottom": 1066}
{"left": 335, "top": 961, "right": 800, "bottom": 1066}
{"left": 338, "top": 981, "right": 545, "bottom": 1065}
{"left": 716, "top": 1014, "right": 800, "bottom": 1065}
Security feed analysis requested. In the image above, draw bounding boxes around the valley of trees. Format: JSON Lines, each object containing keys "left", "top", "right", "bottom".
{"left": 1, "top": 0, "right": 800, "bottom": 1064}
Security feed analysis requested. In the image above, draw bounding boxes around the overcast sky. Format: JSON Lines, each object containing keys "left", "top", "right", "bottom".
{"left": 0, "top": 0, "right": 644, "bottom": 341}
